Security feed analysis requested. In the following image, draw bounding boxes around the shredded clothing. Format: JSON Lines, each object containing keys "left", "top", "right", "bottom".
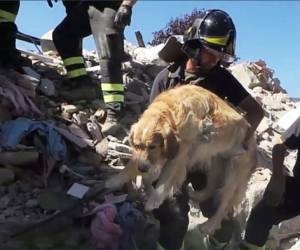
{"left": 0, "top": 117, "right": 67, "bottom": 161}
{"left": 90, "top": 203, "right": 122, "bottom": 250}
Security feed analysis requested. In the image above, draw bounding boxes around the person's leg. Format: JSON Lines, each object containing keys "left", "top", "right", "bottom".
{"left": 0, "top": 1, "right": 31, "bottom": 70}
{"left": 88, "top": 5, "right": 125, "bottom": 135}
{"left": 242, "top": 177, "right": 300, "bottom": 249}
{"left": 153, "top": 191, "right": 190, "bottom": 250}
{"left": 62, "top": 0, "right": 80, "bottom": 14}
{"left": 0, "top": 0, "right": 19, "bottom": 57}
{"left": 52, "top": 3, "right": 99, "bottom": 101}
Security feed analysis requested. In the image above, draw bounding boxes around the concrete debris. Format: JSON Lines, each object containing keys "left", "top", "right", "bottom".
{"left": 40, "top": 29, "right": 57, "bottom": 53}
{"left": 0, "top": 168, "right": 15, "bottom": 185}
{"left": 39, "top": 78, "right": 56, "bottom": 97}
{"left": 0, "top": 40, "right": 298, "bottom": 250}
{"left": 0, "top": 151, "right": 39, "bottom": 166}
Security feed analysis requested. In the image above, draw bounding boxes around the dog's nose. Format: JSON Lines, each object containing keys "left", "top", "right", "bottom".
{"left": 138, "top": 162, "right": 150, "bottom": 173}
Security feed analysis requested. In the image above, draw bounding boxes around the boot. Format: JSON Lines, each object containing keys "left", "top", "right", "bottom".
{"left": 156, "top": 242, "right": 184, "bottom": 250}
{"left": 0, "top": 22, "right": 32, "bottom": 72}
{"left": 239, "top": 241, "right": 265, "bottom": 250}
{"left": 57, "top": 77, "right": 99, "bottom": 102}
{"left": 4, "top": 50, "right": 32, "bottom": 72}
{"left": 101, "top": 105, "right": 123, "bottom": 136}
{"left": 203, "top": 235, "right": 230, "bottom": 250}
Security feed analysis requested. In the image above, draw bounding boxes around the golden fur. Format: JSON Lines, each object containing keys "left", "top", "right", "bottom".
{"left": 106, "top": 84, "right": 257, "bottom": 233}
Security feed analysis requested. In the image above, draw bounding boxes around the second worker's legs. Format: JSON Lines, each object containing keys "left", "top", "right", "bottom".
{"left": 88, "top": 6, "right": 125, "bottom": 136}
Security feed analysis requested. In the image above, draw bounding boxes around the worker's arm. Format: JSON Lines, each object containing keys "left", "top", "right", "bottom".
{"left": 263, "top": 142, "right": 288, "bottom": 206}
{"left": 239, "top": 95, "right": 264, "bottom": 136}
{"left": 238, "top": 95, "right": 264, "bottom": 144}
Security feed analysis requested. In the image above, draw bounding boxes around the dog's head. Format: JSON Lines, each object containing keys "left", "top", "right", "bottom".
{"left": 129, "top": 116, "right": 179, "bottom": 179}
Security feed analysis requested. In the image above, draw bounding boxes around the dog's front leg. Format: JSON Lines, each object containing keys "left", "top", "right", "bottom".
{"left": 105, "top": 160, "right": 141, "bottom": 190}
{"left": 145, "top": 153, "right": 188, "bottom": 211}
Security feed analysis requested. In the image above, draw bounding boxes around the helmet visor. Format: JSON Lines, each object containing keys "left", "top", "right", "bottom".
{"left": 182, "top": 39, "right": 236, "bottom": 64}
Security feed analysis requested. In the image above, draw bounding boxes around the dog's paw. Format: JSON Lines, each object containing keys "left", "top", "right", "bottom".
{"left": 145, "top": 191, "right": 164, "bottom": 211}
{"left": 105, "top": 174, "right": 128, "bottom": 190}
{"left": 198, "top": 217, "right": 222, "bottom": 235}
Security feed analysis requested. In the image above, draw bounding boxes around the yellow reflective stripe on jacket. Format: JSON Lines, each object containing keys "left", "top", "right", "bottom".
{"left": 101, "top": 83, "right": 124, "bottom": 92}
{"left": 67, "top": 68, "right": 87, "bottom": 78}
{"left": 202, "top": 34, "right": 229, "bottom": 46}
{"left": 0, "top": 9, "right": 16, "bottom": 22}
{"left": 63, "top": 57, "right": 84, "bottom": 66}
{"left": 103, "top": 94, "right": 124, "bottom": 103}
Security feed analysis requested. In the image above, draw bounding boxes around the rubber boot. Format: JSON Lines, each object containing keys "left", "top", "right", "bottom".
{"left": 0, "top": 22, "right": 32, "bottom": 72}
{"left": 157, "top": 242, "right": 185, "bottom": 250}
{"left": 101, "top": 104, "right": 123, "bottom": 136}
{"left": 239, "top": 241, "right": 265, "bottom": 250}
{"left": 203, "top": 235, "right": 230, "bottom": 250}
{"left": 57, "top": 77, "right": 99, "bottom": 102}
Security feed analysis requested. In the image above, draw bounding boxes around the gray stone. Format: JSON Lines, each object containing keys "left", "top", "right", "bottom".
{"left": 0, "top": 168, "right": 15, "bottom": 185}
{"left": 41, "top": 29, "right": 57, "bottom": 53}
{"left": 39, "top": 78, "right": 56, "bottom": 96}
{"left": 38, "top": 190, "right": 78, "bottom": 211}
{"left": 21, "top": 67, "right": 41, "bottom": 81}
{"left": 95, "top": 137, "right": 109, "bottom": 156}
{"left": 61, "top": 104, "right": 78, "bottom": 114}
{"left": 0, "top": 195, "right": 11, "bottom": 209}
{"left": 25, "top": 199, "right": 38, "bottom": 208}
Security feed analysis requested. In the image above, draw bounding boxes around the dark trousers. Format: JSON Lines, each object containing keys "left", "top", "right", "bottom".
{"left": 244, "top": 177, "right": 300, "bottom": 247}
{"left": 62, "top": 0, "right": 80, "bottom": 14}
{"left": 153, "top": 171, "right": 236, "bottom": 250}
{"left": 52, "top": 2, "right": 124, "bottom": 109}
{"left": 0, "top": 1, "right": 20, "bottom": 59}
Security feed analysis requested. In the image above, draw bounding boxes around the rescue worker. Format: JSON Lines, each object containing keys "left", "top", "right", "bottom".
{"left": 241, "top": 114, "right": 300, "bottom": 250}
{"left": 150, "top": 9, "right": 264, "bottom": 250}
{"left": 52, "top": 0, "right": 136, "bottom": 135}
{"left": 0, "top": 1, "right": 31, "bottom": 71}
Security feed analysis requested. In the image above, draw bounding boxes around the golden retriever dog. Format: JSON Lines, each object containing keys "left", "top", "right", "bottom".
{"left": 105, "top": 84, "right": 257, "bottom": 234}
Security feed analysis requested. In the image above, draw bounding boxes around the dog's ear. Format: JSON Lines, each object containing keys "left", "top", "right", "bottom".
{"left": 129, "top": 124, "right": 136, "bottom": 147}
{"left": 162, "top": 127, "right": 179, "bottom": 159}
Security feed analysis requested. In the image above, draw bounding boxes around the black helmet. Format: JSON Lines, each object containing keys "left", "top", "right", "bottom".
{"left": 184, "top": 9, "right": 236, "bottom": 64}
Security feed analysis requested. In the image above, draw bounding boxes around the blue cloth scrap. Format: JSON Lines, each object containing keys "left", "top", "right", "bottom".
{"left": 0, "top": 117, "right": 67, "bottom": 161}
{"left": 117, "top": 202, "right": 145, "bottom": 250}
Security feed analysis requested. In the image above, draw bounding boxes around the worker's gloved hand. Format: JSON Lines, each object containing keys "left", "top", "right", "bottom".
{"left": 46, "top": 0, "right": 58, "bottom": 8}
{"left": 114, "top": 5, "right": 132, "bottom": 29}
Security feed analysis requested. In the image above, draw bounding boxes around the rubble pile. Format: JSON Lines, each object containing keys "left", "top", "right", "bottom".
{"left": 0, "top": 40, "right": 298, "bottom": 250}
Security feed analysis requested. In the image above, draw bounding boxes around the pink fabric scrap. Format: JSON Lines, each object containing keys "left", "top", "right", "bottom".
{"left": 90, "top": 203, "right": 122, "bottom": 250}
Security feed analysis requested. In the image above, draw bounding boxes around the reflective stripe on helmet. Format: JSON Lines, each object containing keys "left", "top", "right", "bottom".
{"left": 202, "top": 34, "right": 230, "bottom": 46}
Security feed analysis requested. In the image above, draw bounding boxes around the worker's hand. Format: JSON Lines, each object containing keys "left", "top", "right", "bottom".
{"left": 263, "top": 174, "right": 286, "bottom": 207}
{"left": 114, "top": 5, "right": 132, "bottom": 29}
{"left": 46, "top": 0, "right": 58, "bottom": 8}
